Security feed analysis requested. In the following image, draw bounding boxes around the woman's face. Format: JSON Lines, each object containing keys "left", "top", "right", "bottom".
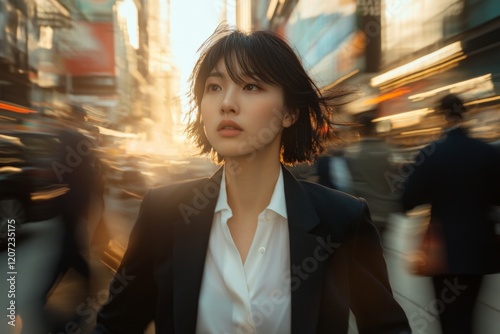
{"left": 200, "top": 60, "right": 291, "bottom": 162}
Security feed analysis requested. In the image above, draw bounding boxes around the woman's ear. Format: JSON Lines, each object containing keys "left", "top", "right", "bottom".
{"left": 282, "top": 110, "right": 298, "bottom": 128}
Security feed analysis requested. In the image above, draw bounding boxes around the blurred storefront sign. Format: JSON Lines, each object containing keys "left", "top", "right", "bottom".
{"left": 59, "top": 21, "right": 115, "bottom": 77}
{"left": 56, "top": 21, "right": 116, "bottom": 95}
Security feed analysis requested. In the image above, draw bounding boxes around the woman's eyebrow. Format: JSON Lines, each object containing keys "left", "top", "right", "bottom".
{"left": 207, "top": 70, "right": 224, "bottom": 79}
{"left": 207, "top": 69, "right": 264, "bottom": 83}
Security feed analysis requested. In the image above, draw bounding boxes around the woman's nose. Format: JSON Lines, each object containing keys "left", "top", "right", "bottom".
{"left": 220, "top": 88, "right": 239, "bottom": 114}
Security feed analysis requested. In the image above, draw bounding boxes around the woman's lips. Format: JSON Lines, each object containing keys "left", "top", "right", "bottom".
{"left": 217, "top": 120, "right": 242, "bottom": 137}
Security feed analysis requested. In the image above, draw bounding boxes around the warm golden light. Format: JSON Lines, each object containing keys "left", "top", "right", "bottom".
{"left": 371, "top": 42, "right": 463, "bottom": 87}
{"left": 117, "top": 0, "right": 139, "bottom": 49}
{"left": 400, "top": 128, "right": 442, "bottom": 136}
{"left": 372, "top": 108, "right": 433, "bottom": 122}
{"left": 170, "top": 0, "right": 237, "bottom": 142}
{"left": 171, "top": 0, "right": 226, "bottom": 89}
{"left": 408, "top": 74, "right": 493, "bottom": 101}
{"left": 464, "top": 95, "right": 500, "bottom": 106}
{"left": 373, "top": 108, "right": 434, "bottom": 129}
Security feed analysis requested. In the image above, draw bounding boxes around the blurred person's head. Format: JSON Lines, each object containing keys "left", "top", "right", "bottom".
{"left": 186, "top": 25, "right": 345, "bottom": 165}
{"left": 69, "top": 103, "right": 88, "bottom": 123}
{"left": 437, "top": 93, "right": 466, "bottom": 125}
{"left": 356, "top": 110, "right": 377, "bottom": 138}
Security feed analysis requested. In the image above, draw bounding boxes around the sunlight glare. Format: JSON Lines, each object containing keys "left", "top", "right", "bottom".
{"left": 170, "top": 0, "right": 233, "bottom": 119}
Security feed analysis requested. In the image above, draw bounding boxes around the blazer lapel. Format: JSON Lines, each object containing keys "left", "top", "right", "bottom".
{"left": 283, "top": 167, "right": 328, "bottom": 334}
{"left": 172, "top": 169, "right": 223, "bottom": 333}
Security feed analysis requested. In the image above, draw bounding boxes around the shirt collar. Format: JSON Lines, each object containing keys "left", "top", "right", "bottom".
{"left": 214, "top": 166, "right": 288, "bottom": 219}
{"left": 214, "top": 167, "right": 230, "bottom": 213}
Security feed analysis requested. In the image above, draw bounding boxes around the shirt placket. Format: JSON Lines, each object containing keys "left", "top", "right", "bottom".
{"left": 220, "top": 209, "right": 257, "bottom": 333}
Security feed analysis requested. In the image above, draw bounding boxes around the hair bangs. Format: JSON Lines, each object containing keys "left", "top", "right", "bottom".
{"left": 199, "top": 35, "right": 281, "bottom": 92}
{"left": 222, "top": 40, "right": 280, "bottom": 87}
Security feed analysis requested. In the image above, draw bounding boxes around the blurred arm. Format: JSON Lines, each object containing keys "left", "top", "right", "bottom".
{"left": 349, "top": 200, "right": 411, "bottom": 333}
{"left": 94, "top": 190, "right": 158, "bottom": 333}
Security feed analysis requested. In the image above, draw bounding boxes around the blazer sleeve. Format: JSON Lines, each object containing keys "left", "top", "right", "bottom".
{"left": 94, "top": 190, "right": 159, "bottom": 333}
{"left": 349, "top": 200, "right": 411, "bottom": 334}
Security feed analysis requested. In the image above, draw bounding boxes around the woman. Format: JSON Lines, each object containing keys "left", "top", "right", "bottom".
{"left": 94, "top": 26, "right": 410, "bottom": 334}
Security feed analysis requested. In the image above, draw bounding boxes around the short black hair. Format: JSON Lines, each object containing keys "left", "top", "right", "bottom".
{"left": 185, "top": 25, "right": 348, "bottom": 165}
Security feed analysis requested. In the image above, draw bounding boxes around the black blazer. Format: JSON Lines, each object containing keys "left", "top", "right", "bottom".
{"left": 401, "top": 127, "right": 500, "bottom": 274}
{"left": 95, "top": 167, "right": 410, "bottom": 333}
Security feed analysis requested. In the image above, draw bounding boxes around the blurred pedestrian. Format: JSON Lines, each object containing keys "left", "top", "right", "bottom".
{"left": 401, "top": 93, "right": 500, "bottom": 334}
{"left": 56, "top": 127, "right": 93, "bottom": 273}
{"left": 94, "top": 26, "right": 410, "bottom": 334}
{"left": 316, "top": 146, "right": 353, "bottom": 193}
{"left": 43, "top": 121, "right": 97, "bottom": 331}
{"left": 316, "top": 153, "right": 336, "bottom": 188}
{"left": 346, "top": 110, "right": 400, "bottom": 238}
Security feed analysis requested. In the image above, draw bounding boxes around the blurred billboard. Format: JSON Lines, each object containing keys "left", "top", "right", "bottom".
{"left": 59, "top": 21, "right": 115, "bottom": 77}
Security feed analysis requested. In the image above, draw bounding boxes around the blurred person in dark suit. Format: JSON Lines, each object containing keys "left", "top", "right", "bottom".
{"left": 43, "top": 109, "right": 98, "bottom": 331}
{"left": 55, "top": 127, "right": 94, "bottom": 273}
{"left": 346, "top": 110, "right": 400, "bottom": 238}
{"left": 401, "top": 93, "right": 500, "bottom": 334}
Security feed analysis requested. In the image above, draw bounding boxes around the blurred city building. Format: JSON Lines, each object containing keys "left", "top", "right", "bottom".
{"left": 257, "top": 0, "right": 500, "bottom": 151}
{"left": 3, "top": 1, "right": 498, "bottom": 149}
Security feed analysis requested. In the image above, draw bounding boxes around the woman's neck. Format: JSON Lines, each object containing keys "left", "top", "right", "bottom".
{"left": 224, "top": 155, "right": 281, "bottom": 215}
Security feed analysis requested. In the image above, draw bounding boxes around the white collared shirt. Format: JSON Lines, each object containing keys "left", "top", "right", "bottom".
{"left": 196, "top": 168, "right": 291, "bottom": 334}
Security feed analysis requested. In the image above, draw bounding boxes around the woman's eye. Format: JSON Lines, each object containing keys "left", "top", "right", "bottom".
{"left": 206, "top": 84, "right": 221, "bottom": 92}
{"left": 244, "top": 84, "right": 259, "bottom": 91}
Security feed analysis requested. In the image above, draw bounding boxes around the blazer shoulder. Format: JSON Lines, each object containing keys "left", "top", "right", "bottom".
{"left": 299, "top": 180, "right": 368, "bottom": 230}
{"left": 139, "top": 177, "right": 214, "bottom": 216}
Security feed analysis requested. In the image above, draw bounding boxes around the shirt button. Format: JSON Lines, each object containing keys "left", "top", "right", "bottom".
{"left": 259, "top": 247, "right": 266, "bottom": 254}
